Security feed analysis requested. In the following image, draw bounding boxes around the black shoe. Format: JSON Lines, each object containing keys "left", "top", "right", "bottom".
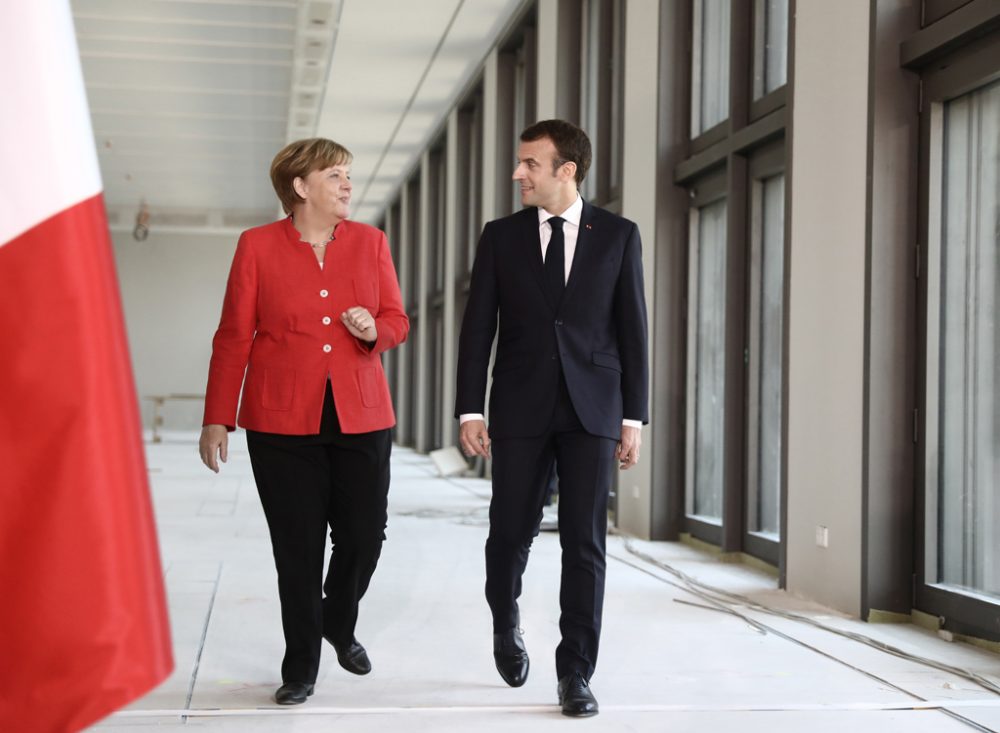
{"left": 274, "top": 681, "right": 314, "bottom": 705}
{"left": 557, "top": 673, "right": 598, "bottom": 717}
{"left": 493, "top": 628, "right": 529, "bottom": 687}
{"left": 326, "top": 635, "right": 372, "bottom": 675}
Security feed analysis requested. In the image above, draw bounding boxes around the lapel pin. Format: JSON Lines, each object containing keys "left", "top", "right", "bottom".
{"left": 585, "top": 224, "right": 592, "bottom": 230}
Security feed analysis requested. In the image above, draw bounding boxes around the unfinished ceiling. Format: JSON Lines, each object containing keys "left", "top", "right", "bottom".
{"left": 70, "top": 0, "right": 526, "bottom": 236}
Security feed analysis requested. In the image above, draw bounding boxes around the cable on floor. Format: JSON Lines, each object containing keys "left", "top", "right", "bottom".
{"left": 610, "top": 536, "right": 999, "bottom": 732}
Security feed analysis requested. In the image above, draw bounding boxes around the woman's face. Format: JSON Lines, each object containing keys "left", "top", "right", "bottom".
{"left": 297, "top": 163, "right": 352, "bottom": 221}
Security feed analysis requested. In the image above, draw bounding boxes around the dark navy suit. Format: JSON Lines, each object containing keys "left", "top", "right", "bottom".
{"left": 456, "top": 200, "right": 648, "bottom": 679}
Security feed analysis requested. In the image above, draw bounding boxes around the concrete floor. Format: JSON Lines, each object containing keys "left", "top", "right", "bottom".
{"left": 88, "top": 432, "right": 1000, "bottom": 732}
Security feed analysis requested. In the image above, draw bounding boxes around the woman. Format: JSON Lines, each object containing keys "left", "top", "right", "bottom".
{"left": 199, "top": 138, "right": 408, "bottom": 705}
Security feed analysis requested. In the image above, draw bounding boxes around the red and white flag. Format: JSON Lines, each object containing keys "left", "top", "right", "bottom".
{"left": 0, "top": 3, "right": 173, "bottom": 731}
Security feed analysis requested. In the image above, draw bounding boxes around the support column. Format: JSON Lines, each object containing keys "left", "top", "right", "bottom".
{"left": 616, "top": 0, "right": 662, "bottom": 540}
{"left": 415, "top": 153, "right": 432, "bottom": 452}
{"left": 482, "top": 49, "right": 500, "bottom": 224}
{"left": 441, "top": 111, "right": 460, "bottom": 448}
{"left": 648, "top": 0, "right": 693, "bottom": 541}
{"left": 535, "top": 0, "right": 558, "bottom": 121}
{"left": 382, "top": 209, "right": 397, "bottom": 402}
{"left": 786, "top": 0, "right": 871, "bottom": 615}
{"left": 395, "top": 184, "right": 414, "bottom": 446}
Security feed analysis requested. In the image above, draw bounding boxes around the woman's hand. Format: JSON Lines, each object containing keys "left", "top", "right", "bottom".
{"left": 341, "top": 306, "right": 377, "bottom": 344}
{"left": 199, "top": 424, "right": 229, "bottom": 473}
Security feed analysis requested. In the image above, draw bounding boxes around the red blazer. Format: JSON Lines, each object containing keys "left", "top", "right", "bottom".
{"left": 203, "top": 217, "right": 408, "bottom": 435}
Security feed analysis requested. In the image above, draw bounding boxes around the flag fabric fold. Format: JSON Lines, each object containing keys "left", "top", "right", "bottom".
{"left": 0, "top": 3, "right": 173, "bottom": 731}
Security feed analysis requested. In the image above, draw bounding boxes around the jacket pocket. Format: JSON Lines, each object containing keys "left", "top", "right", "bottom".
{"left": 261, "top": 367, "right": 295, "bottom": 410}
{"left": 353, "top": 278, "right": 378, "bottom": 310}
{"left": 592, "top": 351, "right": 622, "bottom": 372}
{"left": 356, "top": 366, "right": 382, "bottom": 408}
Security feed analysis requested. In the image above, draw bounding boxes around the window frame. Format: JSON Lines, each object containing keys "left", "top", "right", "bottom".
{"left": 683, "top": 170, "right": 728, "bottom": 546}
{"left": 579, "top": 0, "right": 625, "bottom": 208}
{"left": 691, "top": 0, "right": 733, "bottom": 141}
{"left": 675, "top": 0, "right": 790, "bottom": 566}
{"left": 750, "top": 0, "right": 789, "bottom": 117}
{"left": 910, "top": 7, "right": 1000, "bottom": 642}
{"left": 743, "top": 141, "right": 786, "bottom": 567}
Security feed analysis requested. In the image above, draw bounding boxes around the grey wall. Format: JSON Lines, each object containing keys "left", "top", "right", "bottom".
{"left": 616, "top": 0, "right": 661, "bottom": 538}
{"left": 113, "top": 230, "right": 238, "bottom": 431}
{"left": 786, "top": 0, "right": 871, "bottom": 615}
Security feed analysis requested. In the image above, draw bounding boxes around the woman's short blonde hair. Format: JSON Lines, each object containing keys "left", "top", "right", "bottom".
{"left": 270, "top": 138, "right": 353, "bottom": 214}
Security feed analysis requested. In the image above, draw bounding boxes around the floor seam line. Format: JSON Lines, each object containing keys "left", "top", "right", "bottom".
{"left": 183, "top": 562, "right": 224, "bottom": 723}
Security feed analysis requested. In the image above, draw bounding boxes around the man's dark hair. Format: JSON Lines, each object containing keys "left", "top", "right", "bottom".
{"left": 520, "top": 119, "right": 591, "bottom": 185}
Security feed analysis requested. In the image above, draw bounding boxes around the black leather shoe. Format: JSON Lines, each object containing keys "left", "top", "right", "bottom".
{"left": 493, "top": 628, "right": 529, "bottom": 687}
{"left": 274, "top": 681, "right": 314, "bottom": 705}
{"left": 326, "top": 635, "right": 372, "bottom": 675}
{"left": 557, "top": 673, "right": 598, "bottom": 717}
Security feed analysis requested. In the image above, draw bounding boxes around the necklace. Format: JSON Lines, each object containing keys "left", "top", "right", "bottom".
{"left": 290, "top": 216, "right": 335, "bottom": 248}
{"left": 309, "top": 230, "right": 335, "bottom": 248}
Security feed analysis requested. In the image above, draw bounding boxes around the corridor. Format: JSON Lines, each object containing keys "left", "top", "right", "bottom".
{"left": 90, "top": 434, "right": 1000, "bottom": 732}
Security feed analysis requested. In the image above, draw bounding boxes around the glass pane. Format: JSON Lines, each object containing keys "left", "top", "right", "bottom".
{"left": 609, "top": 0, "right": 624, "bottom": 198}
{"left": 936, "top": 79, "right": 1000, "bottom": 598}
{"left": 690, "top": 200, "right": 728, "bottom": 521}
{"left": 512, "top": 48, "right": 528, "bottom": 210}
{"left": 579, "top": 0, "right": 602, "bottom": 201}
{"left": 468, "top": 101, "right": 482, "bottom": 271}
{"left": 692, "top": 0, "right": 730, "bottom": 135}
{"left": 748, "top": 174, "right": 784, "bottom": 538}
{"left": 753, "top": 0, "right": 788, "bottom": 99}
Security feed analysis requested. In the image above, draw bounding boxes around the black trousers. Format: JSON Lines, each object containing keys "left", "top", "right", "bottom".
{"left": 246, "top": 383, "right": 391, "bottom": 684}
{"left": 485, "top": 376, "right": 617, "bottom": 680}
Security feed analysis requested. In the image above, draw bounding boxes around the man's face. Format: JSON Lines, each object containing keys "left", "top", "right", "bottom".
{"left": 513, "top": 137, "right": 571, "bottom": 211}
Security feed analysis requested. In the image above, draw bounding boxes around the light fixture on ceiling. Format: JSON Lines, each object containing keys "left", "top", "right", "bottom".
{"left": 133, "top": 200, "right": 150, "bottom": 242}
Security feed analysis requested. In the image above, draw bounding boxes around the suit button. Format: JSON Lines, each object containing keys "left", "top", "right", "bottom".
{"left": 555, "top": 320, "right": 563, "bottom": 326}
{"left": 322, "top": 316, "right": 332, "bottom": 325}
{"left": 323, "top": 344, "right": 332, "bottom": 353}
{"left": 320, "top": 289, "right": 329, "bottom": 297}
{"left": 551, "top": 356, "right": 557, "bottom": 361}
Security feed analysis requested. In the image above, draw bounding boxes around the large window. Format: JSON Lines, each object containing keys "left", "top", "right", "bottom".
{"left": 686, "top": 197, "right": 728, "bottom": 525}
{"left": 579, "top": 0, "right": 625, "bottom": 207}
{"left": 427, "top": 145, "right": 447, "bottom": 447}
{"left": 912, "top": 5, "right": 1000, "bottom": 640}
{"left": 747, "top": 169, "right": 785, "bottom": 542}
{"left": 456, "top": 89, "right": 483, "bottom": 277}
{"left": 752, "top": 0, "right": 788, "bottom": 100}
{"left": 498, "top": 22, "right": 536, "bottom": 216}
{"left": 676, "top": 0, "right": 789, "bottom": 563}
{"left": 925, "top": 79, "right": 1000, "bottom": 599}
{"left": 691, "top": 0, "right": 731, "bottom": 136}
{"left": 383, "top": 200, "right": 403, "bottom": 416}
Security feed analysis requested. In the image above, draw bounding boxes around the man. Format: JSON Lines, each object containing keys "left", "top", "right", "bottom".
{"left": 456, "top": 119, "right": 648, "bottom": 717}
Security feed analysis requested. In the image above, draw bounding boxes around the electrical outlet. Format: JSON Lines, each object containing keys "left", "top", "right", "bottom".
{"left": 815, "top": 525, "right": 829, "bottom": 548}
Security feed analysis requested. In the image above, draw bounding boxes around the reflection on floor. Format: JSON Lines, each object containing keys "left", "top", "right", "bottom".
{"left": 89, "top": 431, "right": 1000, "bottom": 732}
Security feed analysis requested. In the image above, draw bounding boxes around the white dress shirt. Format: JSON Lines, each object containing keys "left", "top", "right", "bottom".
{"left": 460, "top": 195, "right": 643, "bottom": 431}
{"left": 539, "top": 194, "right": 583, "bottom": 283}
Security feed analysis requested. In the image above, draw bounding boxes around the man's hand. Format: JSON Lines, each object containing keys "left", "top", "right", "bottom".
{"left": 459, "top": 419, "right": 491, "bottom": 459}
{"left": 199, "top": 424, "right": 229, "bottom": 473}
{"left": 616, "top": 425, "right": 641, "bottom": 470}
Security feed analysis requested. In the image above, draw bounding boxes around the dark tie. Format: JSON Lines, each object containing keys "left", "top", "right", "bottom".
{"left": 544, "top": 216, "right": 565, "bottom": 307}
